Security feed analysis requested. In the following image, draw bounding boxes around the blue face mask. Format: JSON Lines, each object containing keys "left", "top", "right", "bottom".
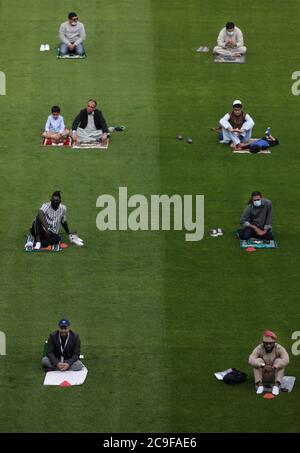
{"left": 253, "top": 200, "right": 262, "bottom": 207}
{"left": 226, "top": 31, "right": 234, "bottom": 36}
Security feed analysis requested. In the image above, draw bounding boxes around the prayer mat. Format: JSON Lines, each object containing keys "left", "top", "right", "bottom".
{"left": 233, "top": 149, "right": 271, "bottom": 154}
{"left": 24, "top": 234, "right": 68, "bottom": 252}
{"left": 56, "top": 47, "right": 86, "bottom": 59}
{"left": 262, "top": 377, "right": 296, "bottom": 393}
{"left": 72, "top": 139, "right": 109, "bottom": 150}
{"left": 214, "top": 54, "right": 246, "bottom": 63}
{"left": 42, "top": 137, "right": 72, "bottom": 147}
{"left": 43, "top": 366, "right": 88, "bottom": 386}
{"left": 240, "top": 238, "right": 277, "bottom": 249}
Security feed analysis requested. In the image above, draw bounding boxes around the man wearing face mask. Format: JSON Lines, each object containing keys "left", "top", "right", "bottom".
{"left": 213, "top": 22, "right": 246, "bottom": 57}
{"left": 42, "top": 319, "right": 84, "bottom": 371}
{"left": 249, "top": 331, "right": 289, "bottom": 396}
{"left": 26, "top": 191, "right": 78, "bottom": 249}
{"left": 238, "top": 191, "right": 274, "bottom": 241}
{"left": 59, "top": 12, "right": 86, "bottom": 56}
{"left": 72, "top": 99, "right": 109, "bottom": 145}
{"left": 219, "top": 100, "right": 255, "bottom": 148}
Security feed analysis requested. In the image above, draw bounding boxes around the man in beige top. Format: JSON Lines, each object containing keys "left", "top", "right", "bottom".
{"left": 249, "top": 330, "right": 289, "bottom": 396}
{"left": 213, "top": 22, "right": 246, "bottom": 57}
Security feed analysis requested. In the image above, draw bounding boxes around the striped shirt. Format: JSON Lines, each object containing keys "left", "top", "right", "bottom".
{"left": 40, "top": 202, "right": 67, "bottom": 233}
{"left": 44, "top": 115, "right": 65, "bottom": 133}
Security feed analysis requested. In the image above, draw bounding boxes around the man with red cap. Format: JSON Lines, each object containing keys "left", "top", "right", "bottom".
{"left": 249, "top": 330, "right": 289, "bottom": 396}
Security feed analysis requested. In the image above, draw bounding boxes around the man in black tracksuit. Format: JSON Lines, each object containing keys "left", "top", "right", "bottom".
{"left": 72, "top": 99, "right": 109, "bottom": 145}
{"left": 41, "top": 319, "right": 83, "bottom": 371}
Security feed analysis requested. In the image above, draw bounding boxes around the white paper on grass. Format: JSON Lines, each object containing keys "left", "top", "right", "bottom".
{"left": 43, "top": 366, "right": 88, "bottom": 386}
{"left": 214, "top": 368, "right": 233, "bottom": 380}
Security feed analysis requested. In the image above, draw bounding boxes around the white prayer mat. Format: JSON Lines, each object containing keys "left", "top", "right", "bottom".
{"left": 43, "top": 366, "right": 88, "bottom": 386}
{"left": 263, "top": 377, "right": 296, "bottom": 393}
{"left": 233, "top": 149, "right": 271, "bottom": 154}
{"left": 281, "top": 376, "right": 296, "bottom": 392}
{"left": 214, "top": 55, "right": 246, "bottom": 64}
{"left": 72, "top": 139, "right": 109, "bottom": 150}
{"left": 214, "top": 368, "right": 233, "bottom": 380}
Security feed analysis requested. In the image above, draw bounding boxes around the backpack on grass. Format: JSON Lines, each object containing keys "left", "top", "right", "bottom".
{"left": 223, "top": 368, "right": 247, "bottom": 385}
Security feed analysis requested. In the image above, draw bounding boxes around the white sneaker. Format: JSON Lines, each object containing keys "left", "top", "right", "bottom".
{"left": 217, "top": 228, "right": 224, "bottom": 236}
{"left": 44, "top": 44, "right": 50, "bottom": 51}
{"left": 272, "top": 385, "right": 280, "bottom": 396}
{"left": 256, "top": 385, "right": 264, "bottom": 395}
{"left": 34, "top": 242, "right": 41, "bottom": 250}
{"left": 40, "top": 44, "right": 45, "bottom": 51}
{"left": 25, "top": 241, "right": 33, "bottom": 248}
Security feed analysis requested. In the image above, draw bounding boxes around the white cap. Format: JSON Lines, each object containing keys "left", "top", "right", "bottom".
{"left": 233, "top": 99, "right": 242, "bottom": 106}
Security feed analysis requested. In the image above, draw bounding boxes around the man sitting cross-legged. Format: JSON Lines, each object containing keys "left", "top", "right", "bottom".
{"left": 42, "top": 319, "right": 84, "bottom": 372}
{"left": 72, "top": 99, "right": 109, "bottom": 145}
{"left": 219, "top": 100, "right": 255, "bottom": 149}
{"left": 237, "top": 191, "right": 274, "bottom": 241}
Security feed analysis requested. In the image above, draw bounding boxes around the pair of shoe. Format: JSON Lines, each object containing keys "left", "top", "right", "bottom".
{"left": 108, "top": 125, "right": 126, "bottom": 132}
{"left": 25, "top": 240, "right": 41, "bottom": 250}
{"left": 209, "top": 228, "right": 224, "bottom": 237}
{"left": 256, "top": 385, "right": 280, "bottom": 395}
{"left": 40, "top": 44, "right": 50, "bottom": 51}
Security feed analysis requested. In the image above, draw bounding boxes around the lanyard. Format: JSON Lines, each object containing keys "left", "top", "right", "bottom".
{"left": 59, "top": 333, "right": 69, "bottom": 360}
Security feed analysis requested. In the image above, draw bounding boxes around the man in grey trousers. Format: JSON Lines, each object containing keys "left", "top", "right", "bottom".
{"left": 42, "top": 319, "right": 84, "bottom": 371}
{"left": 59, "top": 12, "right": 86, "bottom": 56}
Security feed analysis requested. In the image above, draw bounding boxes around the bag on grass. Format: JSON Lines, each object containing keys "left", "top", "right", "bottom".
{"left": 223, "top": 368, "right": 247, "bottom": 385}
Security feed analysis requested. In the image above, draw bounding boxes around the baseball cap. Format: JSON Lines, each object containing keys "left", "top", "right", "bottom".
{"left": 233, "top": 99, "right": 242, "bottom": 107}
{"left": 58, "top": 319, "right": 70, "bottom": 328}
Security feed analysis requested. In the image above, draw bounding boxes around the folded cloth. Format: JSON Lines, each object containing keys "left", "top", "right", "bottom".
{"left": 214, "top": 368, "right": 233, "bottom": 380}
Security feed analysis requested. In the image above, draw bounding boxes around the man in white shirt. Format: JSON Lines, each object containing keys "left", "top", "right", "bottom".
{"left": 59, "top": 12, "right": 86, "bottom": 56}
{"left": 43, "top": 106, "right": 69, "bottom": 144}
{"left": 26, "top": 191, "right": 81, "bottom": 249}
{"left": 213, "top": 22, "right": 246, "bottom": 57}
{"left": 219, "top": 100, "right": 254, "bottom": 148}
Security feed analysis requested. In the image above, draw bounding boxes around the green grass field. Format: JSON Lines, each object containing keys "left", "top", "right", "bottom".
{"left": 0, "top": 0, "right": 300, "bottom": 433}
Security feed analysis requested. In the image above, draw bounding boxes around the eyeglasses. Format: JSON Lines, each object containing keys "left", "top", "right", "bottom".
{"left": 59, "top": 326, "right": 69, "bottom": 329}
{"left": 71, "top": 17, "right": 78, "bottom": 21}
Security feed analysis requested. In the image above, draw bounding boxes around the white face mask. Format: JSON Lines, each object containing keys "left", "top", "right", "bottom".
{"left": 253, "top": 200, "right": 262, "bottom": 207}
{"left": 227, "top": 31, "right": 234, "bottom": 36}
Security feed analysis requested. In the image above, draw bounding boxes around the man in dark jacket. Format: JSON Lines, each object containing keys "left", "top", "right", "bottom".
{"left": 42, "top": 319, "right": 84, "bottom": 371}
{"left": 72, "top": 99, "right": 109, "bottom": 145}
{"left": 238, "top": 191, "right": 274, "bottom": 240}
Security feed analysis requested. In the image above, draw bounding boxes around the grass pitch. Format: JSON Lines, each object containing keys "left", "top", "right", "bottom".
{"left": 0, "top": 0, "right": 300, "bottom": 432}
